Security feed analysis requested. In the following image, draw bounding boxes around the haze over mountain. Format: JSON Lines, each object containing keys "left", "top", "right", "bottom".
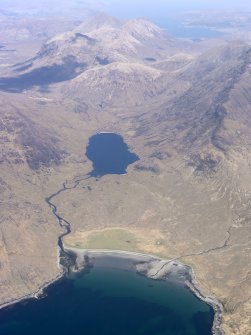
{"left": 0, "top": 11, "right": 250, "bottom": 335}
{"left": 0, "top": 0, "right": 103, "bottom": 18}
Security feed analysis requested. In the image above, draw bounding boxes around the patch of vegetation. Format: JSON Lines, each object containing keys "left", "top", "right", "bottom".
{"left": 188, "top": 153, "right": 219, "bottom": 175}
{"left": 75, "top": 229, "right": 139, "bottom": 251}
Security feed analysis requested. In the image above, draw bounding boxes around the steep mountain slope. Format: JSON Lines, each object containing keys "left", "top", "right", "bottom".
{"left": 0, "top": 14, "right": 250, "bottom": 335}
{"left": 137, "top": 42, "right": 251, "bottom": 154}
{"left": 64, "top": 62, "right": 166, "bottom": 108}
{"left": 0, "top": 13, "right": 195, "bottom": 93}
{"left": 31, "top": 13, "right": 182, "bottom": 65}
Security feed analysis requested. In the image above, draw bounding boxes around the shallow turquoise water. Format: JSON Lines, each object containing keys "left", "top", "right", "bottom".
{"left": 0, "top": 265, "right": 214, "bottom": 335}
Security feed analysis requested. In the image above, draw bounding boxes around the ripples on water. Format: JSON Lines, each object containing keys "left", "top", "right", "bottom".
{"left": 0, "top": 263, "right": 214, "bottom": 335}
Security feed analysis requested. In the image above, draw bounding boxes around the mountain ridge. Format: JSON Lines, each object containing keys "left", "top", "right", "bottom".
{"left": 0, "top": 13, "right": 250, "bottom": 335}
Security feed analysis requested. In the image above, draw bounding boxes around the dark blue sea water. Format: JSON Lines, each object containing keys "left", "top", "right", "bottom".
{"left": 0, "top": 263, "right": 214, "bottom": 335}
{"left": 86, "top": 133, "right": 139, "bottom": 177}
{"left": 0, "top": 134, "right": 214, "bottom": 334}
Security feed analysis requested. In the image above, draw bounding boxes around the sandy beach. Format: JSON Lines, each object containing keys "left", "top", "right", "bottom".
{"left": 0, "top": 246, "right": 224, "bottom": 335}
{"left": 66, "top": 247, "right": 224, "bottom": 335}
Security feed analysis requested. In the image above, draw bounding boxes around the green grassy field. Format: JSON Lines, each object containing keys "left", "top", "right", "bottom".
{"left": 70, "top": 229, "right": 139, "bottom": 251}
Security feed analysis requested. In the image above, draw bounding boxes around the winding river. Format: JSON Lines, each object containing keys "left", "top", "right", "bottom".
{"left": 0, "top": 133, "right": 216, "bottom": 335}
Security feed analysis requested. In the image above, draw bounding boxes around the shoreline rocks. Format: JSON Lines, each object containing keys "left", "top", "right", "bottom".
{"left": 68, "top": 248, "right": 224, "bottom": 335}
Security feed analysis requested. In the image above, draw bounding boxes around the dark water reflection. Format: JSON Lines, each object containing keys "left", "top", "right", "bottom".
{"left": 0, "top": 265, "right": 214, "bottom": 335}
{"left": 86, "top": 133, "right": 139, "bottom": 177}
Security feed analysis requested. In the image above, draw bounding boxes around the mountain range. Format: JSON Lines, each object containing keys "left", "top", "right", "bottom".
{"left": 0, "top": 13, "right": 250, "bottom": 335}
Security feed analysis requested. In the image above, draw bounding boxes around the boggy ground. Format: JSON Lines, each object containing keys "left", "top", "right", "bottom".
{"left": 53, "top": 148, "right": 250, "bottom": 335}
{"left": 0, "top": 15, "right": 251, "bottom": 335}
{"left": 1, "top": 85, "right": 250, "bottom": 334}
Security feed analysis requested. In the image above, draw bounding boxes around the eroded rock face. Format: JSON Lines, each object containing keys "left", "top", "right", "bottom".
{"left": 0, "top": 105, "right": 65, "bottom": 170}
{"left": 19, "top": 120, "right": 64, "bottom": 170}
{"left": 0, "top": 13, "right": 250, "bottom": 335}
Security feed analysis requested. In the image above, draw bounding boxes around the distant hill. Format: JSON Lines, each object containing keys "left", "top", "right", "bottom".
{"left": 0, "top": 13, "right": 250, "bottom": 335}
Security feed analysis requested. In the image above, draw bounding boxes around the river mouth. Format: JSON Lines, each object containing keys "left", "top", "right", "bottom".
{"left": 34, "top": 132, "right": 217, "bottom": 335}
{"left": 0, "top": 254, "right": 214, "bottom": 335}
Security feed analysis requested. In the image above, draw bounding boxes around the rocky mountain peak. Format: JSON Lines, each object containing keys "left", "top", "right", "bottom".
{"left": 123, "top": 18, "right": 163, "bottom": 39}
{"left": 74, "top": 12, "right": 122, "bottom": 34}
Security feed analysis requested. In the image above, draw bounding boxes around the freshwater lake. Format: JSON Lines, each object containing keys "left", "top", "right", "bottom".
{"left": 86, "top": 133, "right": 139, "bottom": 177}
{"left": 0, "top": 133, "right": 214, "bottom": 334}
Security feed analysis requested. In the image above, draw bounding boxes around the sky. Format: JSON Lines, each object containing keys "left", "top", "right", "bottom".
{"left": 100, "top": 0, "right": 251, "bottom": 37}
{"left": 2, "top": 0, "right": 251, "bottom": 12}
{"left": 103, "top": 0, "right": 251, "bottom": 13}
{"left": 1, "top": 0, "right": 251, "bottom": 22}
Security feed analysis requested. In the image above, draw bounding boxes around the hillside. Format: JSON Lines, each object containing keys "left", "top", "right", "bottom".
{"left": 0, "top": 14, "right": 250, "bottom": 335}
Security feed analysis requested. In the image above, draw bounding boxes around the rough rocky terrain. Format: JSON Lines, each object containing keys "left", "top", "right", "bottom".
{"left": 0, "top": 13, "right": 250, "bottom": 335}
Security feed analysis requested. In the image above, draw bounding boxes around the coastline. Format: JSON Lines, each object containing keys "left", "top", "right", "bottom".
{"left": 0, "top": 245, "right": 66, "bottom": 312}
{"left": 66, "top": 247, "right": 224, "bottom": 335}
{"left": 0, "top": 246, "right": 224, "bottom": 335}
{"left": 0, "top": 271, "right": 64, "bottom": 311}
